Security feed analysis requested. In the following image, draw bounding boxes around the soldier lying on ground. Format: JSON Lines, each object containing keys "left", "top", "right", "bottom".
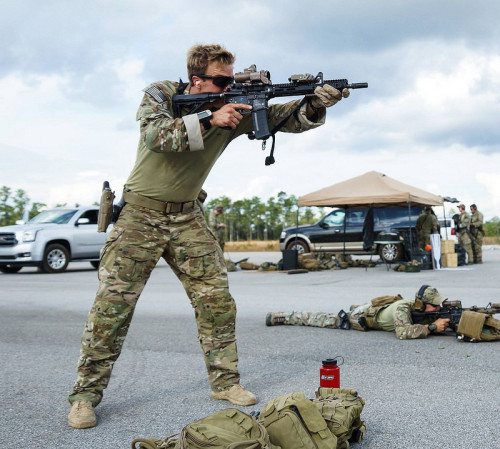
{"left": 266, "top": 285, "right": 450, "bottom": 339}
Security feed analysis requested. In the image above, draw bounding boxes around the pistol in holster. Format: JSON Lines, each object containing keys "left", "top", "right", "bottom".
{"left": 97, "top": 181, "right": 115, "bottom": 232}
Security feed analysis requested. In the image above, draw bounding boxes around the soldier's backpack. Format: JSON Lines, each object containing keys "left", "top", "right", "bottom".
{"left": 131, "top": 408, "right": 278, "bottom": 449}
{"left": 457, "top": 310, "right": 500, "bottom": 342}
{"left": 370, "top": 294, "right": 402, "bottom": 307}
{"left": 313, "top": 388, "right": 366, "bottom": 449}
{"left": 259, "top": 390, "right": 366, "bottom": 449}
{"left": 259, "top": 392, "right": 338, "bottom": 449}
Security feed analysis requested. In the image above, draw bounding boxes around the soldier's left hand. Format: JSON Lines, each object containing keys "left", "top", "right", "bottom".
{"left": 311, "top": 85, "right": 349, "bottom": 109}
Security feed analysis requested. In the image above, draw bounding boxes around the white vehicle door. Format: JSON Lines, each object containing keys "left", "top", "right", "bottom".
{"left": 71, "top": 209, "right": 107, "bottom": 258}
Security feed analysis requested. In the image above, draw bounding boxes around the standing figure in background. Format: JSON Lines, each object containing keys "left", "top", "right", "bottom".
{"left": 456, "top": 204, "right": 473, "bottom": 264}
{"left": 469, "top": 204, "right": 484, "bottom": 264}
{"left": 416, "top": 206, "right": 438, "bottom": 250}
{"left": 209, "top": 205, "right": 227, "bottom": 252}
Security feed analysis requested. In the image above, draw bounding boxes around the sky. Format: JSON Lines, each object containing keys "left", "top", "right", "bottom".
{"left": 1, "top": 1, "right": 500, "bottom": 220}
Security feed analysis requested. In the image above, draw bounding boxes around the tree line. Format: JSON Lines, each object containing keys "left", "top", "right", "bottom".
{"left": 2, "top": 185, "right": 500, "bottom": 240}
{"left": 205, "top": 192, "right": 326, "bottom": 241}
{"left": 0, "top": 186, "right": 325, "bottom": 238}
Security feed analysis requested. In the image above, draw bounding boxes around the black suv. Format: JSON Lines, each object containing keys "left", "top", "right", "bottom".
{"left": 279, "top": 206, "right": 422, "bottom": 262}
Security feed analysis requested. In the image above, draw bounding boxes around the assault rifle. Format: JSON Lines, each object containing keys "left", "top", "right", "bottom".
{"left": 172, "top": 65, "right": 368, "bottom": 165}
{"left": 411, "top": 300, "right": 500, "bottom": 331}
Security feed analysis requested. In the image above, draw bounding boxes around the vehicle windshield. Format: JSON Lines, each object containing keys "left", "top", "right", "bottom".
{"left": 29, "top": 209, "right": 77, "bottom": 224}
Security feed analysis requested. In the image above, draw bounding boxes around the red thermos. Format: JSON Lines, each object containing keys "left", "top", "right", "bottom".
{"left": 320, "top": 357, "right": 343, "bottom": 388}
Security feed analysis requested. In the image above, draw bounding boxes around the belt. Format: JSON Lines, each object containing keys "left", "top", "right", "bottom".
{"left": 123, "top": 190, "right": 196, "bottom": 214}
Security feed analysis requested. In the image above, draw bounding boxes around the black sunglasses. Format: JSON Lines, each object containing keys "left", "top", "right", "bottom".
{"left": 194, "top": 74, "right": 234, "bottom": 88}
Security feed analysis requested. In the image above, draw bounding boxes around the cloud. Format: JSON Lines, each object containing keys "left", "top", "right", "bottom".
{"left": 476, "top": 173, "right": 500, "bottom": 217}
{"left": 1, "top": 1, "right": 500, "bottom": 220}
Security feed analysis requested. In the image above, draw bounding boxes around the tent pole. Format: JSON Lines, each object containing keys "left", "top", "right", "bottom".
{"left": 407, "top": 200, "right": 414, "bottom": 257}
{"left": 343, "top": 206, "right": 347, "bottom": 256}
{"left": 295, "top": 206, "right": 298, "bottom": 247}
{"left": 442, "top": 204, "right": 448, "bottom": 240}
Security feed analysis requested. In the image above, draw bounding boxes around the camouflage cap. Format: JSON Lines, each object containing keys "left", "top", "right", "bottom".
{"left": 420, "top": 286, "right": 445, "bottom": 305}
{"left": 457, "top": 204, "right": 465, "bottom": 209}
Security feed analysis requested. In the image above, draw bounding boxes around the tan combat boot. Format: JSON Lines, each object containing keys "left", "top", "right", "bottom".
{"left": 265, "top": 312, "right": 286, "bottom": 326}
{"left": 211, "top": 384, "right": 257, "bottom": 406}
{"left": 68, "top": 401, "right": 97, "bottom": 429}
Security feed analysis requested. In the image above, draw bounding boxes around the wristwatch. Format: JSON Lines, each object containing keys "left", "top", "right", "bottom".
{"left": 197, "top": 110, "right": 212, "bottom": 130}
{"left": 428, "top": 324, "right": 437, "bottom": 333}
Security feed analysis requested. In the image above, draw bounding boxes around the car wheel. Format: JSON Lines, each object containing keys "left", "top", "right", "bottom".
{"left": 90, "top": 261, "right": 100, "bottom": 269}
{"left": 41, "top": 243, "right": 70, "bottom": 273}
{"left": 379, "top": 243, "right": 401, "bottom": 263}
{"left": 0, "top": 265, "right": 22, "bottom": 274}
{"left": 286, "top": 239, "right": 310, "bottom": 254}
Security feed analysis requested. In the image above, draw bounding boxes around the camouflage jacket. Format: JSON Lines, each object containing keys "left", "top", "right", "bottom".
{"left": 416, "top": 213, "right": 438, "bottom": 234}
{"left": 458, "top": 212, "right": 471, "bottom": 232}
{"left": 125, "top": 80, "right": 325, "bottom": 203}
{"left": 470, "top": 210, "right": 484, "bottom": 235}
{"left": 374, "top": 299, "right": 434, "bottom": 340}
{"left": 208, "top": 211, "right": 224, "bottom": 241}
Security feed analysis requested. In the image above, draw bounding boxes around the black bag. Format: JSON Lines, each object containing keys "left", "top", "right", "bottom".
{"left": 410, "top": 248, "right": 432, "bottom": 270}
{"left": 455, "top": 244, "right": 466, "bottom": 266}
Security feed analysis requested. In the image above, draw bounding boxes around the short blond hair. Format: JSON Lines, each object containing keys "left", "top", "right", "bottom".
{"left": 187, "top": 44, "right": 235, "bottom": 84}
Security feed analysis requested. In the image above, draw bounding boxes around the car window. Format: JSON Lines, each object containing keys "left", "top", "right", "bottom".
{"left": 78, "top": 210, "right": 99, "bottom": 225}
{"left": 347, "top": 209, "right": 367, "bottom": 225}
{"left": 375, "top": 207, "right": 420, "bottom": 223}
{"left": 323, "top": 210, "right": 345, "bottom": 226}
{"left": 29, "top": 209, "right": 77, "bottom": 224}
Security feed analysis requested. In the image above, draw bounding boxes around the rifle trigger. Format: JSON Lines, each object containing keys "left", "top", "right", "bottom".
{"left": 261, "top": 141, "right": 266, "bottom": 151}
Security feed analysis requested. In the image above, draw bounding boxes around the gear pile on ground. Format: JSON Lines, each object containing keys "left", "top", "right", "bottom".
{"left": 392, "top": 260, "right": 422, "bottom": 272}
{"left": 297, "top": 253, "right": 376, "bottom": 271}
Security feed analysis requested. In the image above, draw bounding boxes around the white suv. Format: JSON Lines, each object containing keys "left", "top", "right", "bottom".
{"left": 0, "top": 207, "right": 108, "bottom": 274}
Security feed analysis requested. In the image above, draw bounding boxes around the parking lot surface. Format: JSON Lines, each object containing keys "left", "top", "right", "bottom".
{"left": 1, "top": 248, "right": 499, "bottom": 448}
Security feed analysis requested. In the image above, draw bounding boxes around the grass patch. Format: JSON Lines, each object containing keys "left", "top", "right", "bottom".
{"left": 484, "top": 236, "right": 500, "bottom": 245}
{"left": 225, "top": 240, "right": 279, "bottom": 252}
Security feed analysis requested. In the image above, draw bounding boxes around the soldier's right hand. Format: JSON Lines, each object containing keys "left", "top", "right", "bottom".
{"left": 433, "top": 318, "right": 451, "bottom": 333}
{"left": 212, "top": 103, "right": 252, "bottom": 129}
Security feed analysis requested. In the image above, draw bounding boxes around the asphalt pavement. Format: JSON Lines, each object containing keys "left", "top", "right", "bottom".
{"left": 1, "top": 248, "right": 499, "bottom": 449}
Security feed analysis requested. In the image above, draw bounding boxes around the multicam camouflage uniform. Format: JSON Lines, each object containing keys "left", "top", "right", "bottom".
{"left": 68, "top": 80, "right": 325, "bottom": 407}
{"left": 208, "top": 210, "right": 225, "bottom": 251}
{"left": 457, "top": 211, "right": 473, "bottom": 264}
{"left": 281, "top": 299, "right": 435, "bottom": 340}
{"left": 416, "top": 211, "right": 438, "bottom": 249}
{"left": 470, "top": 209, "right": 484, "bottom": 263}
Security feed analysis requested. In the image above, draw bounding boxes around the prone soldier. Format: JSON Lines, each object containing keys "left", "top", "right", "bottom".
{"left": 266, "top": 285, "right": 450, "bottom": 339}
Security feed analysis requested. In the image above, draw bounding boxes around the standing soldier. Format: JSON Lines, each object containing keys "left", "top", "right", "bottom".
{"left": 208, "top": 205, "right": 227, "bottom": 252}
{"left": 67, "top": 43, "right": 350, "bottom": 429}
{"left": 416, "top": 206, "right": 438, "bottom": 250}
{"left": 469, "top": 204, "right": 484, "bottom": 264}
{"left": 456, "top": 204, "right": 473, "bottom": 264}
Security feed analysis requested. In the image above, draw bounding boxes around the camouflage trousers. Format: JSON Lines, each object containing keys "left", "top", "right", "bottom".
{"left": 285, "top": 311, "right": 340, "bottom": 328}
{"left": 284, "top": 305, "right": 371, "bottom": 331}
{"left": 471, "top": 233, "right": 483, "bottom": 263}
{"left": 458, "top": 233, "right": 474, "bottom": 264}
{"left": 68, "top": 202, "right": 239, "bottom": 407}
{"left": 417, "top": 232, "right": 431, "bottom": 250}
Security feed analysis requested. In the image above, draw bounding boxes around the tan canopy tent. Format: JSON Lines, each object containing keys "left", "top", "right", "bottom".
{"left": 297, "top": 171, "right": 443, "bottom": 208}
